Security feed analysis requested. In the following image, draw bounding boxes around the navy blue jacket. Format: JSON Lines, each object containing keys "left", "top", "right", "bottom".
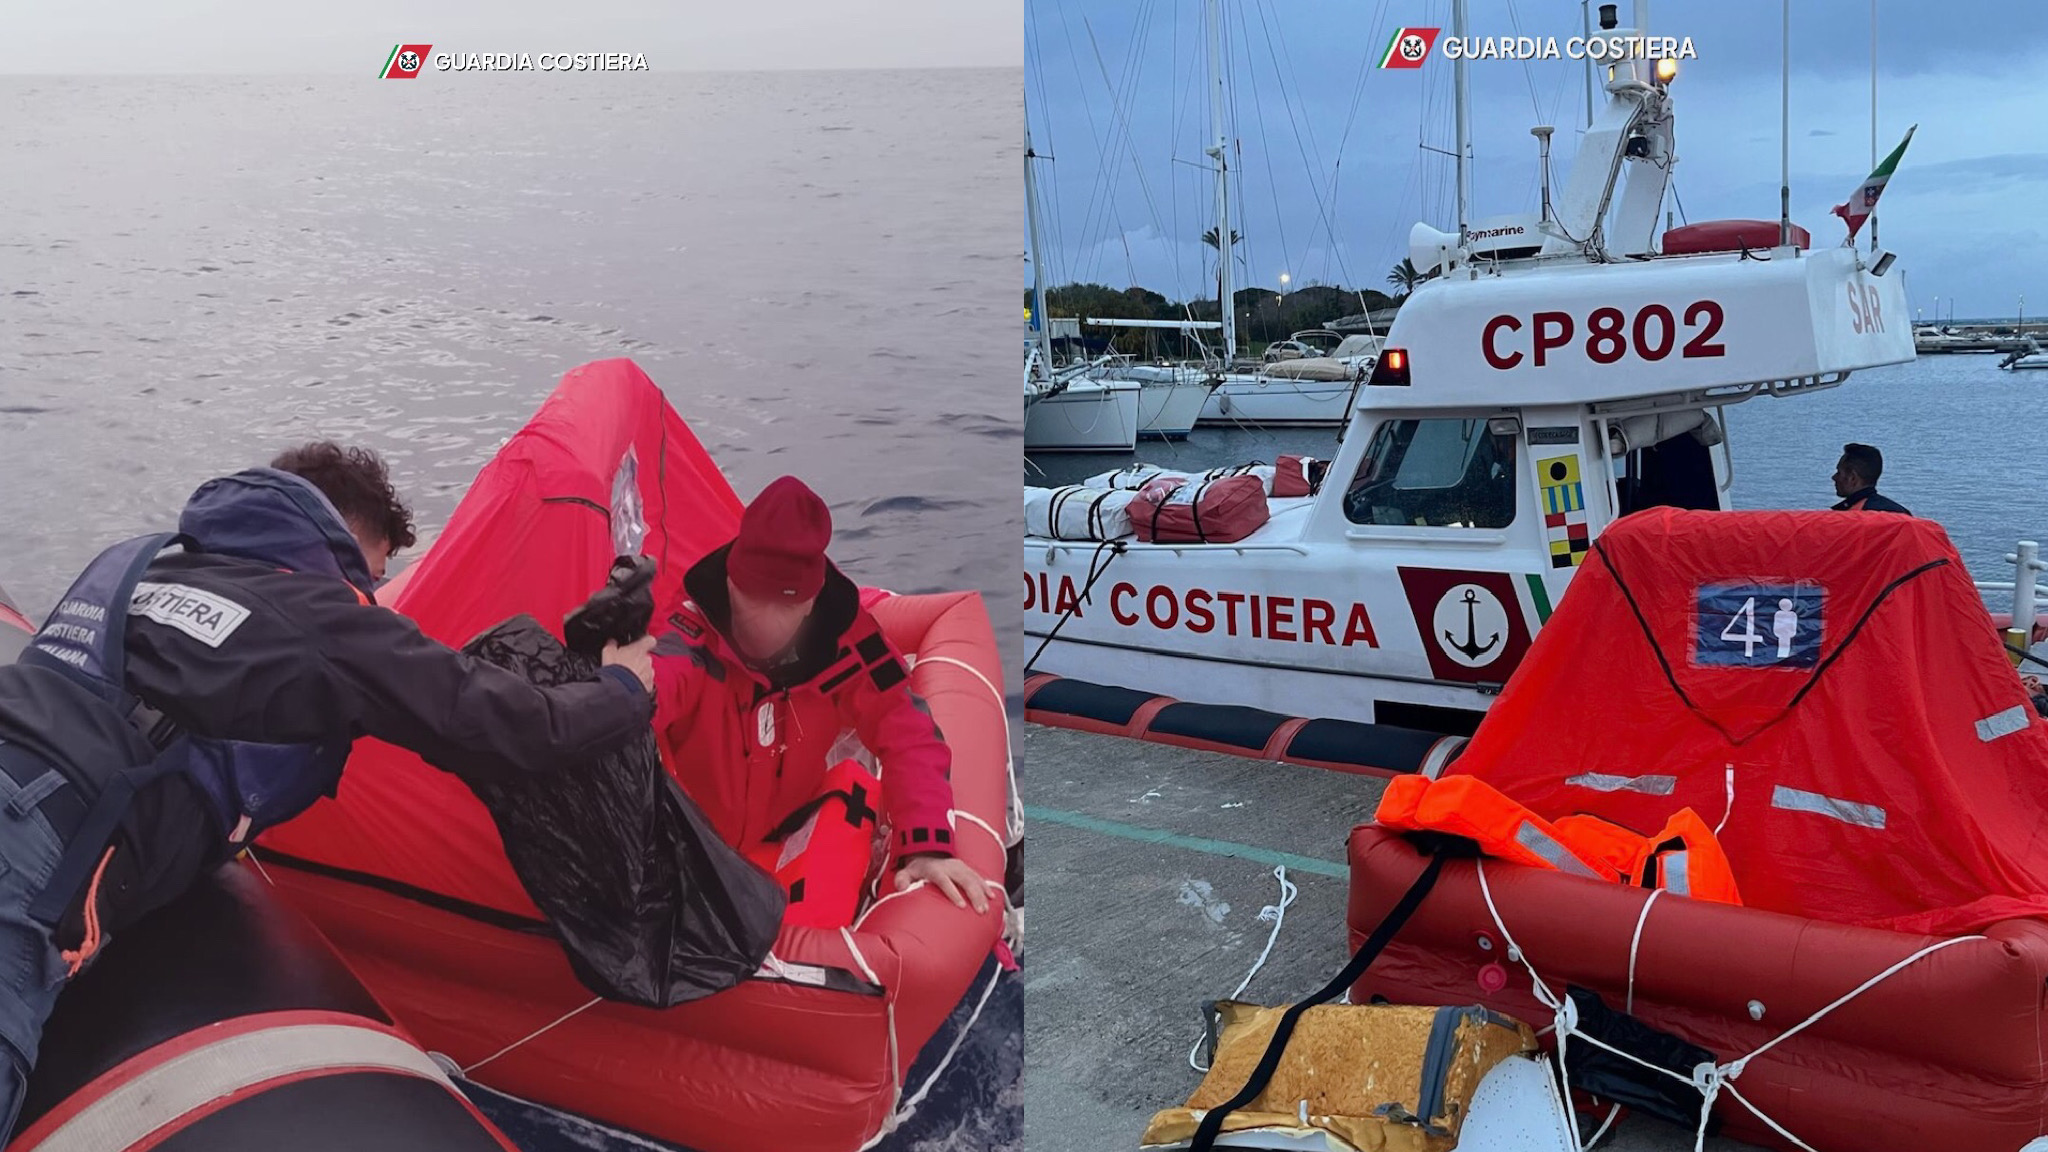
{"left": 0, "top": 469, "right": 650, "bottom": 943}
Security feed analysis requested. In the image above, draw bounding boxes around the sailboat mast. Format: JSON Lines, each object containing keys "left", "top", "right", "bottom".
{"left": 1206, "top": 0, "right": 1236, "bottom": 362}
{"left": 1025, "top": 111, "right": 1054, "bottom": 371}
{"left": 1453, "top": 0, "right": 1471, "bottom": 249}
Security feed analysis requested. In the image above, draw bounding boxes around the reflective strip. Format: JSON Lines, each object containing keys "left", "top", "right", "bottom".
{"left": 1565, "top": 772, "right": 1677, "bottom": 796}
{"left": 1661, "top": 850, "right": 1691, "bottom": 897}
{"left": 1977, "top": 705, "right": 2031, "bottom": 743}
{"left": 1514, "top": 822, "right": 1600, "bottom": 878}
{"left": 1771, "top": 784, "right": 1886, "bottom": 829}
{"left": 22, "top": 1020, "right": 448, "bottom": 1152}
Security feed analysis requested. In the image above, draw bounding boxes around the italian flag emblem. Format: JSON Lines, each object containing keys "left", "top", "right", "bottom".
{"left": 1833, "top": 124, "right": 1916, "bottom": 240}
{"left": 381, "top": 44, "right": 434, "bottom": 80}
{"left": 1379, "top": 27, "right": 1440, "bottom": 69}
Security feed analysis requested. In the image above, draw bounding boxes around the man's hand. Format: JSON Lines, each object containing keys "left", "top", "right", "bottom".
{"left": 601, "top": 635, "right": 657, "bottom": 693}
{"left": 894, "top": 855, "right": 990, "bottom": 914}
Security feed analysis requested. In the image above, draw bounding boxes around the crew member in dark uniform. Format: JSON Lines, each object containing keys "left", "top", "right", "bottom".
{"left": 1830, "top": 442, "right": 1911, "bottom": 515}
{"left": 0, "top": 442, "right": 656, "bottom": 1141}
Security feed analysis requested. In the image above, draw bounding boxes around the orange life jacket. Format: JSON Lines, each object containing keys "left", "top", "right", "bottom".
{"left": 746, "top": 759, "right": 882, "bottom": 930}
{"left": 1637, "top": 807, "right": 1742, "bottom": 905}
{"left": 1376, "top": 775, "right": 1619, "bottom": 882}
{"left": 1376, "top": 775, "right": 1742, "bottom": 905}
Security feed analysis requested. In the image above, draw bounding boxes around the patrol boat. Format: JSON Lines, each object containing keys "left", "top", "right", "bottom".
{"left": 1022, "top": 6, "right": 1919, "bottom": 768}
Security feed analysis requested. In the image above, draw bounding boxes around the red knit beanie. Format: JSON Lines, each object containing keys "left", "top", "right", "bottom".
{"left": 728, "top": 476, "right": 832, "bottom": 600}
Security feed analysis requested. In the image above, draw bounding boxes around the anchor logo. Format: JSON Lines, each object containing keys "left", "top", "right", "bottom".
{"left": 1430, "top": 582, "right": 1511, "bottom": 669}
{"left": 1443, "top": 588, "right": 1500, "bottom": 661}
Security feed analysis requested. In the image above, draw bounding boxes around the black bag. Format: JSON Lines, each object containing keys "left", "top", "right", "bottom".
{"left": 1562, "top": 985, "right": 1719, "bottom": 1133}
{"left": 459, "top": 615, "right": 785, "bottom": 1008}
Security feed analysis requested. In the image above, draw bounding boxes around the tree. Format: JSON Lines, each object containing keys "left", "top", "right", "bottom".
{"left": 1386, "top": 258, "right": 1423, "bottom": 297}
{"left": 1200, "top": 227, "right": 1241, "bottom": 251}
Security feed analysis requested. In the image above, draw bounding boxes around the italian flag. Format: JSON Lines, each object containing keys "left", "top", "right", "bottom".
{"left": 1833, "top": 124, "right": 1916, "bottom": 240}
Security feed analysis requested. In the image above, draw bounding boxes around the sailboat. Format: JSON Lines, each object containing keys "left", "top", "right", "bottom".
{"left": 1024, "top": 113, "right": 1142, "bottom": 453}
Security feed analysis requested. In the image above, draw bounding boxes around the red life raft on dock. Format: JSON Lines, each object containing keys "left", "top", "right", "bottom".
{"left": 254, "top": 359, "right": 1011, "bottom": 1152}
{"left": 1349, "top": 509, "right": 2048, "bottom": 1152}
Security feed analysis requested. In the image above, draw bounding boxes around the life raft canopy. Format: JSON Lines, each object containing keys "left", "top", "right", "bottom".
{"left": 1450, "top": 507, "right": 2048, "bottom": 937}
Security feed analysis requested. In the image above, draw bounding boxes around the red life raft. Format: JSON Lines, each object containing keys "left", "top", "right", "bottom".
{"left": 1663, "top": 218, "right": 1810, "bottom": 255}
{"left": 254, "top": 360, "right": 1011, "bottom": 1152}
{"left": 1349, "top": 510, "right": 2048, "bottom": 1151}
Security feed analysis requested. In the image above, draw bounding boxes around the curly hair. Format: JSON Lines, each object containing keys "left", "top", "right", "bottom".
{"left": 270, "top": 441, "right": 418, "bottom": 551}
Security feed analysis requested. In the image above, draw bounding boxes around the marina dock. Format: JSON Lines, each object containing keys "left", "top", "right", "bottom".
{"left": 1022, "top": 724, "right": 1763, "bottom": 1152}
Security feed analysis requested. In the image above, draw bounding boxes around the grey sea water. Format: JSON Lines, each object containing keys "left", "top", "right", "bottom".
{"left": 0, "top": 68, "right": 1020, "bottom": 1152}
{"left": 1027, "top": 354, "right": 2048, "bottom": 592}
{"left": 0, "top": 69, "right": 1022, "bottom": 668}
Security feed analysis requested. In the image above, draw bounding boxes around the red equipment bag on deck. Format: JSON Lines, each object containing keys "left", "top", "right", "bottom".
{"left": 1273, "top": 455, "right": 1326, "bottom": 498}
{"left": 1133, "top": 474, "right": 1270, "bottom": 544}
{"left": 748, "top": 760, "right": 883, "bottom": 930}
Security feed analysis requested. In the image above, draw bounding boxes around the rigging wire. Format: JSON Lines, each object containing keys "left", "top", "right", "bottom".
{"left": 1077, "top": 4, "right": 1160, "bottom": 287}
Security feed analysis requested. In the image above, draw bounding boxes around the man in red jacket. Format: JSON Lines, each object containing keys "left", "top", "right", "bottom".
{"left": 650, "top": 476, "right": 988, "bottom": 914}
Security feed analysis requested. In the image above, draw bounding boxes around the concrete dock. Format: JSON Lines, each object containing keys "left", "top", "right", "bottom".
{"left": 1020, "top": 723, "right": 1761, "bottom": 1152}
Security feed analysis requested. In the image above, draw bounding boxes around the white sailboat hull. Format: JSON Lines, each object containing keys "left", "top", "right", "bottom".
{"left": 1025, "top": 379, "right": 1143, "bottom": 453}
{"left": 1137, "top": 377, "right": 1217, "bottom": 440}
{"left": 1197, "top": 372, "right": 1359, "bottom": 427}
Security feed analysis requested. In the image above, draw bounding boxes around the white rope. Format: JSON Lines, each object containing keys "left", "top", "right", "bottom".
{"left": 838, "top": 927, "right": 903, "bottom": 1128}
{"left": 1187, "top": 866, "right": 1298, "bottom": 1072}
{"left": 460, "top": 997, "right": 603, "bottom": 1075}
{"left": 951, "top": 808, "right": 1006, "bottom": 853}
{"left": 1713, "top": 763, "right": 1737, "bottom": 836}
{"left": 1625, "top": 888, "right": 1663, "bottom": 1014}
{"left": 1473, "top": 858, "right": 1988, "bottom": 1152}
{"left": 858, "top": 959, "right": 1008, "bottom": 1149}
{"left": 1583, "top": 887, "right": 1665, "bottom": 1148}
{"left": 917, "top": 654, "right": 1023, "bottom": 848}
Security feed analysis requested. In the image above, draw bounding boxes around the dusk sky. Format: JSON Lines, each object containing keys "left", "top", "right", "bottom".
{"left": 1026, "top": 0, "right": 2047, "bottom": 321}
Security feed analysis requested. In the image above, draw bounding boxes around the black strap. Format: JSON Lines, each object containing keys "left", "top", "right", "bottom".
{"left": 761, "top": 787, "right": 875, "bottom": 844}
{"left": 1188, "top": 851, "right": 1448, "bottom": 1152}
{"left": 28, "top": 758, "right": 178, "bottom": 925}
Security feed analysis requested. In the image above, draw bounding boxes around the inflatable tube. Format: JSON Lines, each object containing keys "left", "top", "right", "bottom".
{"left": 1024, "top": 673, "right": 1465, "bottom": 777}
{"left": 1662, "top": 219, "right": 1811, "bottom": 254}
{"left": 13, "top": 865, "right": 516, "bottom": 1152}
{"left": 252, "top": 360, "right": 1011, "bottom": 1152}
{"left": 257, "top": 590, "right": 1008, "bottom": 1152}
{"left": 0, "top": 585, "right": 29, "bottom": 664}
{"left": 1348, "top": 826, "right": 2048, "bottom": 1152}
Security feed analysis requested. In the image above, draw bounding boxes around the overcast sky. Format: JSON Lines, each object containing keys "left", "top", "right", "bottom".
{"left": 0, "top": 0, "right": 1020, "bottom": 73}
{"left": 1027, "top": 0, "right": 2048, "bottom": 321}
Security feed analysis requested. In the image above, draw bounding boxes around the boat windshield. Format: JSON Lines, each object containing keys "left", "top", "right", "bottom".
{"left": 1345, "top": 418, "right": 1517, "bottom": 529}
